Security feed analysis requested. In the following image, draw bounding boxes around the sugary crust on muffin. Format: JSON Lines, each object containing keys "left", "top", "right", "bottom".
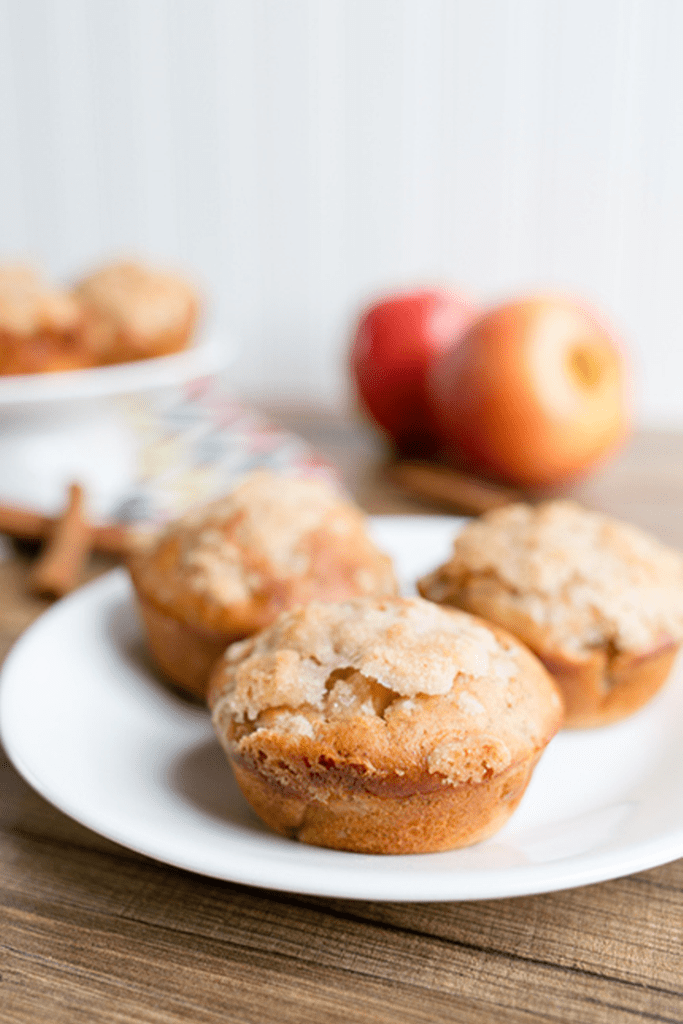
{"left": 75, "top": 260, "right": 198, "bottom": 362}
{"left": 0, "top": 266, "right": 90, "bottom": 375}
{"left": 418, "top": 501, "right": 683, "bottom": 658}
{"left": 0, "top": 266, "right": 82, "bottom": 336}
{"left": 209, "top": 597, "right": 563, "bottom": 791}
{"left": 129, "top": 471, "right": 398, "bottom": 640}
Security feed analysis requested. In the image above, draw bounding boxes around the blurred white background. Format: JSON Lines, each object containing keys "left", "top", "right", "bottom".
{"left": 0, "top": 0, "right": 681, "bottom": 425}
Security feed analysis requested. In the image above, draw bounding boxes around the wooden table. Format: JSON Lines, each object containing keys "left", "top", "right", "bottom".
{"left": 3, "top": 410, "right": 683, "bottom": 1024}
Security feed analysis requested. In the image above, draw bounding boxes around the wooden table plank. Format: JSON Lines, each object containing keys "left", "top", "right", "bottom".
{"left": 3, "top": 410, "right": 683, "bottom": 1023}
{"left": 3, "top": 814, "right": 683, "bottom": 1024}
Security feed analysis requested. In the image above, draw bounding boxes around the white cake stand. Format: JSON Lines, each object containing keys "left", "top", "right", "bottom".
{"left": 0, "top": 328, "right": 235, "bottom": 521}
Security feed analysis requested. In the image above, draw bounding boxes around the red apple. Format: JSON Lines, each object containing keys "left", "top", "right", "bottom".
{"left": 427, "top": 296, "right": 631, "bottom": 488}
{"left": 349, "top": 288, "right": 476, "bottom": 453}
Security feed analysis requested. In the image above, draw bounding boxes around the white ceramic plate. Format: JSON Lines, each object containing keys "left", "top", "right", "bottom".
{"left": 0, "top": 326, "right": 233, "bottom": 410}
{"left": 2, "top": 515, "right": 683, "bottom": 902}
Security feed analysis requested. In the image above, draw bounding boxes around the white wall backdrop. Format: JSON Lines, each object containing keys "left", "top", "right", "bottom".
{"left": 0, "top": 0, "right": 682, "bottom": 424}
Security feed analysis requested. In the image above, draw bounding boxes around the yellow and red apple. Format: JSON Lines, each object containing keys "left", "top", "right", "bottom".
{"left": 426, "top": 296, "right": 631, "bottom": 489}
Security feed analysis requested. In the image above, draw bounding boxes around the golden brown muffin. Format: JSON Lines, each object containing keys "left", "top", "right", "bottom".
{"left": 208, "top": 596, "right": 563, "bottom": 854}
{"left": 74, "top": 260, "right": 199, "bottom": 364}
{"left": 129, "top": 471, "right": 399, "bottom": 700}
{"left": 0, "top": 266, "right": 91, "bottom": 375}
{"left": 418, "top": 501, "right": 683, "bottom": 728}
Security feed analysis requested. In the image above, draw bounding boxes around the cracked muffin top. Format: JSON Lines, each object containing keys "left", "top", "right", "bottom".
{"left": 74, "top": 260, "right": 198, "bottom": 362}
{"left": 0, "top": 266, "right": 90, "bottom": 375}
{"left": 0, "top": 266, "right": 82, "bottom": 336}
{"left": 208, "top": 596, "right": 563, "bottom": 787}
{"left": 129, "top": 470, "right": 399, "bottom": 638}
{"left": 76, "top": 261, "right": 195, "bottom": 334}
{"left": 418, "top": 500, "right": 683, "bottom": 657}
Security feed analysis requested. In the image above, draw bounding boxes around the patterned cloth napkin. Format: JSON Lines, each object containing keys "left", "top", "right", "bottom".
{"left": 110, "top": 374, "right": 338, "bottom": 527}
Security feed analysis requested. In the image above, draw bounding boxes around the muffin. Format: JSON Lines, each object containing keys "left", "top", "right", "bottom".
{"left": 418, "top": 500, "right": 683, "bottom": 728}
{"left": 0, "top": 266, "right": 90, "bottom": 375}
{"left": 208, "top": 596, "right": 563, "bottom": 854}
{"left": 128, "top": 471, "right": 399, "bottom": 700}
{"left": 74, "top": 260, "right": 199, "bottom": 365}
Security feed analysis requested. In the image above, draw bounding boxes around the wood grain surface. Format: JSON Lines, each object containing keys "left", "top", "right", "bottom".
{"left": 2, "top": 410, "right": 683, "bottom": 1024}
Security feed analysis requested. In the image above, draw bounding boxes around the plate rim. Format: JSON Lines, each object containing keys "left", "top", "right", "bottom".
{"left": 0, "top": 325, "right": 235, "bottom": 408}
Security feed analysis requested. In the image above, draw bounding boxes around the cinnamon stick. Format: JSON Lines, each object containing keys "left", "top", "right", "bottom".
{"left": 0, "top": 499, "right": 132, "bottom": 556}
{"left": 28, "top": 484, "right": 94, "bottom": 598}
{"left": 387, "top": 460, "right": 524, "bottom": 515}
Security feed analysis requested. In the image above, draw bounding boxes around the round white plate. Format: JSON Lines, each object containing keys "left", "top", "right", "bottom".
{"left": 2, "top": 515, "right": 683, "bottom": 902}
{"left": 0, "top": 325, "right": 237, "bottom": 518}
{"left": 0, "top": 326, "right": 233, "bottom": 411}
